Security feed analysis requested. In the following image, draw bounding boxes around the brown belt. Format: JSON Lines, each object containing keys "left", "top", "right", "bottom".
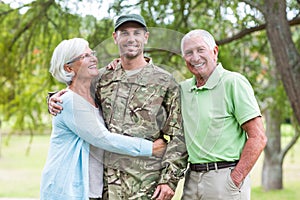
{"left": 190, "top": 161, "right": 239, "bottom": 172}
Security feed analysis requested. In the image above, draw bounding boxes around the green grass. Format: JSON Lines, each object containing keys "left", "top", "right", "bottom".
{"left": 0, "top": 134, "right": 299, "bottom": 199}
{"left": 0, "top": 134, "right": 49, "bottom": 198}
{"left": 251, "top": 183, "right": 300, "bottom": 200}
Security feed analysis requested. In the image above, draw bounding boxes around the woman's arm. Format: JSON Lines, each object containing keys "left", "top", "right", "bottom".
{"left": 62, "top": 92, "right": 166, "bottom": 157}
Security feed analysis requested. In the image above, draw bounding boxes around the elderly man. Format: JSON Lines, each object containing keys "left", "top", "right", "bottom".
{"left": 180, "top": 29, "right": 267, "bottom": 200}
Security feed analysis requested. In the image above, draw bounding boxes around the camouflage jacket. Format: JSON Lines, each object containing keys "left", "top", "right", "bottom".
{"left": 94, "top": 58, "right": 187, "bottom": 190}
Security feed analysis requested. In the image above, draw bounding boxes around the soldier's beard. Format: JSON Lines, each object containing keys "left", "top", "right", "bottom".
{"left": 121, "top": 49, "right": 143, "bottom": 59}
{"left": 119, "top": 43, "right": 144, "bottom": 59}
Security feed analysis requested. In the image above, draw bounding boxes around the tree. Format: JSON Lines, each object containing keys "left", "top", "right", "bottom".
{"left": 1, "top": 0, "right": 300, "bottom": 192}
{"left": 0, "top": 0, "right": 111, "bottom": 133}
{"left": 239, "top": 0, "right": 300, "bottom": 190}
{"left": 108, "top": 0, "right": 300, "bottom": 191}
{"left": 0, "top": 0, "right": 112, "bottom": 154}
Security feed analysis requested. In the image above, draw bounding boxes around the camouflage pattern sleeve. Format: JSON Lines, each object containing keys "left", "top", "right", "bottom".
{"left": 158, "top": 76, "right": 188, "bottom": 190}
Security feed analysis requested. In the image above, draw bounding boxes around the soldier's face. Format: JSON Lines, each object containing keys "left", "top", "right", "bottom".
{"left": 113, "top": 22, "right": 149, "bottom": 59}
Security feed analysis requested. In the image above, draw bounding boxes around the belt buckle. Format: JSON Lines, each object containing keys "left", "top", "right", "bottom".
{"left": 214, "top": 162, "right": 218, "bottom": 171}
{"left": 206, "top": 163, "right": 209, "bottom": 171}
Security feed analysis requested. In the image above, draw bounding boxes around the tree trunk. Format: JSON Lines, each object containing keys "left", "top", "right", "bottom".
{"left": 262, "top": 109, "right": 283, "bottom": 190}
{"left": 244, "top": 0, "right": 300, "bottom": 191}
{"left": 264, "top": 0, "right": 300, "bottom": 125}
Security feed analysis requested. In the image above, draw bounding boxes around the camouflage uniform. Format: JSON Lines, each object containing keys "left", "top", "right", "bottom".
{"left": 95, "top": 58, "right": 188, "bottom": 199}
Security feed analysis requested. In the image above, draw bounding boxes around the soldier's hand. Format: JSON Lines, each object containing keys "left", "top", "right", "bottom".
{"left": 151, "top": 184, "right": 174, "bottom": 200}
{"left": 152, "top": 138, "right": 167, "bottom": 157}
{"left": 106, "top": 58, "right": 120, "bottom": 70}
{"left": 48, "top": 89, "right": 67, "bottom": 116}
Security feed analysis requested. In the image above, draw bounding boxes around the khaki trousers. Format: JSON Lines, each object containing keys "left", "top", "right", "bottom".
{"left": 182, "top": 167, "right": 250, "bottom": 200}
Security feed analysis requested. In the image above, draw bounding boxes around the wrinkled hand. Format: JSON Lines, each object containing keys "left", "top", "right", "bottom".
{"left": 152, "top": 184, "right": 174, "bottom": 200}
{"left": 230, "top": 169, "right": 243, "bottom": 188}
{"left": 106, "top": 58, "right": 120, "bottom": 70}
{"left": 152, "top": 138, "right": 167, "bottom": 157}
{"left": 48, "top": 89, "right": 67, "bottom": 116}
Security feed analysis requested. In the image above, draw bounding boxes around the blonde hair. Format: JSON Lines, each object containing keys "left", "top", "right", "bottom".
{"left": 181, "top": 29, "right": 216, "bottom": 55}
{"left": 49, "top": 38, "right": 89, "bottom": 85}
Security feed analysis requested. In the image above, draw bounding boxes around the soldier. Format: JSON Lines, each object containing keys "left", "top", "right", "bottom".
{"left": 95, "top": 14, "right": 187, "bottom": 200}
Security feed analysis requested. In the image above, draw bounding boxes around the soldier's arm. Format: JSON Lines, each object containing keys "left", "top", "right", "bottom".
{"left": 157, "top": 77, "right": 188, "bottom": 190}
{"left": 47, "top": 89, "right": 67, "bottom": 115}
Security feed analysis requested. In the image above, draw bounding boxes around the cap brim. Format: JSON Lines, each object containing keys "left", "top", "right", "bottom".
{"left": 114, "top": 20, "right": 147, "bottom": 31}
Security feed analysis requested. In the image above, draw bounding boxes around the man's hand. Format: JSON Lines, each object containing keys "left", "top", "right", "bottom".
{"left": 151, "top": 184, "right": 174, "bottom": 200}
{"left": 230, "top": 170, "right": 243, "bottom": 188}
{"left": 231, "top": 117, "right": 267, "bottom": 188}
{"left": 152, "top": 138, "right": 167, "bottom": 157}
{"left": 48, "top": 89, "right": 67, "bottom": 116}
{"left": 106, "top": 58, "right": 120, "bottom": 70}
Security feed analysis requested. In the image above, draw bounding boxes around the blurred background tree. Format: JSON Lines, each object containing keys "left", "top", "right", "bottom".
{"left": 0, "top": 0, "right": 300, "bottom": 191}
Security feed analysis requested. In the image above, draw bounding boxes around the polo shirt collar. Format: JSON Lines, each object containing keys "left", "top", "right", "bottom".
{"left": 190, "top": 63, "right": 224, "bottom": 91}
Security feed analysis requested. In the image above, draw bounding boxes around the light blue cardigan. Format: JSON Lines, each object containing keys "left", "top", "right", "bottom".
{"left": 40, "top": 90, "right": 152, "bottom": 200}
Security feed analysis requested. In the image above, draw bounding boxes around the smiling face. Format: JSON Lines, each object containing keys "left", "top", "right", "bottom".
{"left": 65, "top": 47, "right": 99, "bottom": 82}
{"left": 113, "top": 22, "right": 149, "bottom": 60}
{"left": 182, "top": 35, "right": 218, "bottom": 79}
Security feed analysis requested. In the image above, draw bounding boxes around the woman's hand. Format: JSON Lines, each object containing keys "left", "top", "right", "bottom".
{"left": 152, "top": 138, "right": 167, "bottom": 157}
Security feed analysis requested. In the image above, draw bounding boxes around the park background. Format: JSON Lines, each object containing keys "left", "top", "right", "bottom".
{"left": 1, "top": 0, "right": 300, "bottom": 199}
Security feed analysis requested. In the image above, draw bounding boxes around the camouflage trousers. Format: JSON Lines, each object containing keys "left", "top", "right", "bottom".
{"left": 103, "top": 167, "right": 161, "bottom": 200}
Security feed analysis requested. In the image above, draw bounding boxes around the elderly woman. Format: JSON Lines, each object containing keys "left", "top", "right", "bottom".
{"left": 40, "top": 38, "right": 165, "bottom": 200}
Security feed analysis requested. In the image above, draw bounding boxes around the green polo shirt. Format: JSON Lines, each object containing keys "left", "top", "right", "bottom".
{"left": 180, "top": 63, "right": 261, "bottom": 164}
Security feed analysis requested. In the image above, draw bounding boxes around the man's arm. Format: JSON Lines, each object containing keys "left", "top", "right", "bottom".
{"left": 231, "top": 116, "right": 267, "bottom": 187}
{"left": 48, "top": 69, "right": 104, "bottom": 116}
{"left": 156, "top": 77, "right": 188, "bottom": 191}
{"left": 47, "top": 89, "right": 67, "bottom": 115}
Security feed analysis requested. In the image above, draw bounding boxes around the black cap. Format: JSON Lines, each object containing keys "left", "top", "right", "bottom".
{"left": 114, "top": 14, "right": 147, "bottom": 31}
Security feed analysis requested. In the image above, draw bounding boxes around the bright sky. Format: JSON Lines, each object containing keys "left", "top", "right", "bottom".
{"left": 2, "top": 0, "right": 115, "bottom": 19}
{"left": 59, "top": 0, "right": 114, "bottom": 19}
{"left": 3, "top": 0, "right": 296, "bottom": 25}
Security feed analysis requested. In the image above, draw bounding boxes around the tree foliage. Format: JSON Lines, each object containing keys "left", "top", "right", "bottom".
{"left": 0, "top": 0, "right": 112, "bottom": 133}
{"left": 1, "top": 0, "right": 300, "bottom": 191}
{"left": 1, "top": 0, "right": 295, "bottom": 132}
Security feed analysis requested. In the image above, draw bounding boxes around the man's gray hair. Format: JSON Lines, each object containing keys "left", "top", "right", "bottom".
{"left": 49, "top": 38, "right": 88, "bottom": 85}
{"left": 181, "top": 29, "right": 216, "bottom": 56}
